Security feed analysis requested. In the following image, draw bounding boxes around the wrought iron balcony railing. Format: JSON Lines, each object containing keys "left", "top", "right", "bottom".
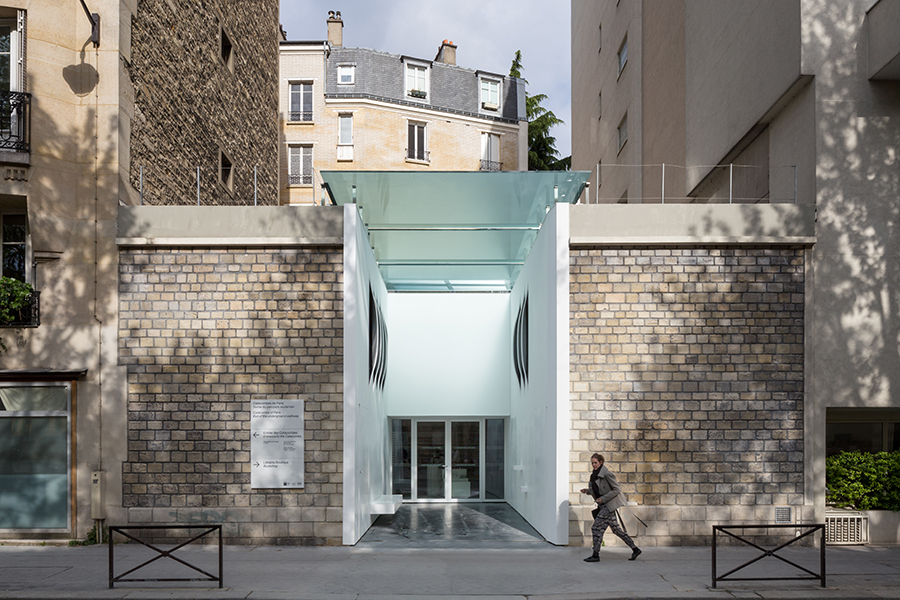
{"left": 0, "top": 291, "right": 40, "bottom": 328}
{"left": 288, "top": 173, "right": 313, "bottom": 186}
{"left": 288, "top": 111, "right": 313, "bottom": 122}
{"left": 0, "top": 91, "right": 31, "bottom": 154}
{"left": 480, "top": 159, "right": 502, "bottom": 171}
{"left": 406, "top": 149, "right": 430, "bottom": 162}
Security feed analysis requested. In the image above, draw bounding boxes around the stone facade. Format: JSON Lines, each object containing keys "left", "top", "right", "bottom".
{"left": 569, "top": 247, "right": 807, "bottom": 546}
{"left": 118, "top": 246, "right": 343, "bottom": 545}
{"left": 128, "top": 0, "right": 280, "bottom": 206}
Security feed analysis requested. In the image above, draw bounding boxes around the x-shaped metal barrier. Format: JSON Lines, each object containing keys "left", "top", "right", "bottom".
{"left": 108, "top": 524, "right": 223, "bottom": 588}
{"left": 712, "top": 523, "right": 826, "bottom": 588}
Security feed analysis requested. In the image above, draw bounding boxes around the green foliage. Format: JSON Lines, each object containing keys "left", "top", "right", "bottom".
{"left": 509, "top": 51, "right": 571, "bottom": 171}
{"left": 0, "top": 277, "right": 35, "bottom": 352}
{"left": 826, "top": 450, "right": 900, "bottom": 511}
{"left": 69, "top": 524, "right": 109, "bottom": 546}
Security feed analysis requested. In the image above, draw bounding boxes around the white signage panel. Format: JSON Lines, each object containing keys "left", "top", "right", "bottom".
{"left": 251, "top": 399, "right": 304, "bottom": 489}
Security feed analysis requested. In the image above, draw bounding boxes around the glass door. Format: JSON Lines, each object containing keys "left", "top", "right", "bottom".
{"left": 416, "top": 421, "right": 446, "bottom": 499}
{"left": 394, "top": 417, "right": 505, "bottom": 502}
{"left": 450, "top": 421, "right": 479, "bottom": 499}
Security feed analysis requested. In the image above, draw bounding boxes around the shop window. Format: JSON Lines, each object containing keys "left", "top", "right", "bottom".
{"left": 826, "top": 408, "right": 900, "bottom": 456}
{"left": 0, "top": 383, "right": 71, "bottom": 529}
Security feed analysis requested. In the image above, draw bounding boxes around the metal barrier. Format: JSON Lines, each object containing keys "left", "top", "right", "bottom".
{"left": 108, "top": 524, "right": 223, "bottom": 588}
{"left": 712, "top": 523, "right": 826, "bottom": 588}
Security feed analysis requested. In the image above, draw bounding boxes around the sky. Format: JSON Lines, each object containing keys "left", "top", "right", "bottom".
{"left": 279, "top": 0, "right": 572, "bottom": 159}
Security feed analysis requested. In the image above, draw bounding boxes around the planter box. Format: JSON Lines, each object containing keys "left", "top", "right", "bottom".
{"left": 866, "top": 510, "right": 900, "bottom": 545}
{"left": 0, "top": 291, "right": 40, "bottom": 328}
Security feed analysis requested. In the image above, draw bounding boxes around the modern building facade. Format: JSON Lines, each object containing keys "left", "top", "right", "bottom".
{"left": 0, "top": 0, "right": 279, "bottom": 539}
{"left": 279, "top": 13, "right": 528, "bottom": 205}
{"left": 571, "top": 0, "right": 900, "bottom": 543}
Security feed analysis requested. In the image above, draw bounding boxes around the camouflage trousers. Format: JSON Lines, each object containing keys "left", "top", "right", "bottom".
{"left": 591, "top": 504, "right": 636, "bottom": 555}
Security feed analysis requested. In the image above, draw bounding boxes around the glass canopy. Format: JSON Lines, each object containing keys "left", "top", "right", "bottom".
{"left": 322, "top": 171, "right": 590, "bottom": 292}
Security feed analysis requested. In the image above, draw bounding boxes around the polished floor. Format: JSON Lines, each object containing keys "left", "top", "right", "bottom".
{"left": 357, "top": 502, "right": 547, "bottom": 548}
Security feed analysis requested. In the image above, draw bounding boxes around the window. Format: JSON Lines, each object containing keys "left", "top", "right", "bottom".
{"left": 337, "top": 114, "right": 353, "bottom": 161}
{"left": 289, "top": 145, "right": 313, "bottom": 185}
{"left": 339, "top": 114, "right": 352, "bottom": 145}
{"left": 337, "top": 64, "right": 355, "bottom": 85}
{"left": 407, "top": 121, "right": 428, "bottom": 162}
{"left": 0, "top": 11, "right": 27, "bottom": 152}
{"left": 827, "top": 409, "right": 900, "bottom": 456}
{"left": 617, "top": 113, "right": 627, "bottom": 152}
{"left": 480, "top": 78, "right": 500, "bottom": 110}
{"left": 219, "top": 25, "right": 233, "bottom": 72}
{"left": 617, "top": 37, "right": 628, "bottom": 76}
{"left": 0, "top": 383, "right": 72, "bottom": 529}
{"left": 481, "top": 132, "right": 500, "bottom": 171}
{"left": 219, "top": 150, "right": 233, "bottom": 192}
{"left": 289, "top": 83, "right": 313, "bottom": 122}
{"left": 1, "top": 213, "right": 26, "bottom": 281}
{"left": 405, "top": 63, "right": 428, "bottom": 100}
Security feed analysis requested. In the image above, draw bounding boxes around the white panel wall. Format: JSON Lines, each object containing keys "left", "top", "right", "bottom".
{"left": 342, "top": 205, "right": 392, "bottom": 545}
{"left": 506, "top": 205, "right": 570, "bottom": 545}
{"left": 385, "top": 293, "right": 510, "bottom": 417}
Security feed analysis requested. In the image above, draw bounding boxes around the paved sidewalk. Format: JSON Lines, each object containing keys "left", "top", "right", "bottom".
{"left": 1, "top": 542, "right": 899, "bottom": 600}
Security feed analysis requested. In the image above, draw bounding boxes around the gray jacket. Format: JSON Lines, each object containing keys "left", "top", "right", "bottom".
{"left": 588, "top": 465, "right": 627, "bottom": 511}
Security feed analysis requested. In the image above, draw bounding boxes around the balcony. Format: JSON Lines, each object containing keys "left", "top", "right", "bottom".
{"left": 406, "top": 150, "right": 430, "bottom": 163}
{"left": 0, "top": 92, "right": 31, "bottom": 154}
{"left": 480, "top": 159, "right": 502, "bottom": 171}
{"left": 288, "top": 111, "right": 313, "bottom": 123}
{"left": 288, "top": 173, "right": 313, "bottom": 186}
{"left": 0, "top": 291, "right": 40, "bottom": 328}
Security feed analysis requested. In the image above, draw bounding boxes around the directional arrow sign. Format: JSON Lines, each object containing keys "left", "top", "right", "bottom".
{"left": 250, "top": 399, "right": 305, "bottom": 489}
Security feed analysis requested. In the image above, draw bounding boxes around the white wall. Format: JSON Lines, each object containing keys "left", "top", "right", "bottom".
{"left": 342, "top": 205, "right": 392, "bottom": 545}
{"left": 385, "top": 293, "right": 510, "bottom": 417}
{"left": 506, "top": 205, "right": 570, "bottom": 545}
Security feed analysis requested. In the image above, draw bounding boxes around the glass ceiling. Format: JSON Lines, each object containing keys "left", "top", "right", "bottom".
{"left": 322, "top": 171, "right": 590, "bottom": 292}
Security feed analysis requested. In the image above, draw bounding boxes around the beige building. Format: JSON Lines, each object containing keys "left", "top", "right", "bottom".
{"left": 0, "top": 0, "right": 279, "bottom": 539}
{"left": 279, "top": 13, "right": 528, "bottom": 206}
{"left": 572, "top": 0, "right": 900, "bottom": 542}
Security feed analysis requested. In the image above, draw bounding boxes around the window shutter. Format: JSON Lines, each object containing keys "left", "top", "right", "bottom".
{"left": 16, "top": 10, "right": 25, "bottom": 93}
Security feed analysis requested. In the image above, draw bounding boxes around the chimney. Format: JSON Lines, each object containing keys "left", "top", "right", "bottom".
{"left": 435, "top": 39, "right": 457, "bottom": 65}
{"left": 327, "top": 10, "right": 343, "bottom": 47}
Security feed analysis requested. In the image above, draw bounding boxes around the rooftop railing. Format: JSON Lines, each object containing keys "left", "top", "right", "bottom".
{"left": 581, "top": 163, "right": 799, "bottom": 204}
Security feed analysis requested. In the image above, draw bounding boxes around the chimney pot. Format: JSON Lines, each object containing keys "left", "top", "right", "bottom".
{"left": 327, "top": 10, "right": 343, "bottom": 47}
{"left": 435, "top": 39, "right": 457, "bottom": 66}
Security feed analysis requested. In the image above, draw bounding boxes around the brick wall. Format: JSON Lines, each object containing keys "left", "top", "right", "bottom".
{"left": 569, "top": 247, "right": 807, "bottom": 546}
{"left": 128, "top": 0, "right": 279, "bottom": 206}
{"left": 118, "top": 246, "right": 343, "bottom": 545}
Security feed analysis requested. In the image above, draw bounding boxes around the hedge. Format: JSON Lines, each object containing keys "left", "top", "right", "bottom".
{"left": 826, "top": 450, "right": 900, "bottom": 511}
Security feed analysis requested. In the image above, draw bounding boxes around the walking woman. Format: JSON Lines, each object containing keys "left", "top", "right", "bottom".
{"left": 580, "top": 453, "right": 641, "bottom": 562}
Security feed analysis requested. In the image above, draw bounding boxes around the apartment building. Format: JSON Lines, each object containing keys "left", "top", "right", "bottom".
{"left": 0, "top": 0, "right": 279, "bottom": 539}
{"left": 279, "top": 12, "right": 528, "bottom": 205}
{"left": 571, "top": 0, "right": 900, "bottom": 543}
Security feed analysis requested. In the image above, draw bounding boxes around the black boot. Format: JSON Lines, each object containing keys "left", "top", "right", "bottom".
{"left": 629, "top": 547, "right": 642, "bottom": 561}
{"left": 583, "top": 554, "right": 599, "bottom": 562}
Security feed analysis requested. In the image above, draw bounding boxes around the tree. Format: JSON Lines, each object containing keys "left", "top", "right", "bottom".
{"left": 509, "top": 50, "right": 570, "bottom": 171}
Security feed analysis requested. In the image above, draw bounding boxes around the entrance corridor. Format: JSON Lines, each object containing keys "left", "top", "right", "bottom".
{"left": 357, "top": 503, "right": 547, "bottom": 548}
